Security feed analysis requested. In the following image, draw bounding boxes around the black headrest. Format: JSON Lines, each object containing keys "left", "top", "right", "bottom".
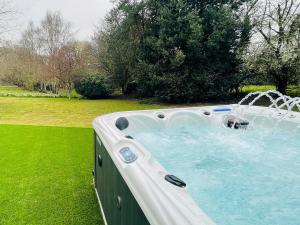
{"left": 116, "top": 117, "right": 129, "bottom": 130}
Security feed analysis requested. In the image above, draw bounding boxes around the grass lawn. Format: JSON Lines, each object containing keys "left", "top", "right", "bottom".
{"left": 0, "top": 97, "right": 162, "bottom": 127}
{"left": 0, "top": 86, "right": 42, "bottom": 95}
{"left": 0, "top": 86, "right": 83, "bottom": 98}
{"left": 241, "top": 85, "right": 276, "bottom": 93}
{"left": 241, "top": 85, "right": 300, "bottom": 95}
{"left": 0, "top": 125, "right": 102, "bottom": 225}
{"left": 0, "top": 96, "right": 163, "bottom": 224}
{"left": 0, "top": 86, "right": 59, "bottom": 97}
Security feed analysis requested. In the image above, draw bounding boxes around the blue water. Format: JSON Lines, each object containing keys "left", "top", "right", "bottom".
{"left": 127, "top": 116, "right": 300, "bottom": 225}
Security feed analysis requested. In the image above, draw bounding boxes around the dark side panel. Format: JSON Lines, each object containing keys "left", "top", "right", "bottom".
{"left": 94, "top": 132, "right": 150, "bottom": 225}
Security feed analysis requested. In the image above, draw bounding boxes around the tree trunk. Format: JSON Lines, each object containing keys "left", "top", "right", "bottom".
{"left": 276, "top": 77, "right": 288, "bottom": 94}
{"left": 68, "top": 85, "right": 72, "bottom": 100}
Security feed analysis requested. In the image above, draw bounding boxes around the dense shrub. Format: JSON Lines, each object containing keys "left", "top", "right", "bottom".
{"left": 74, "top": 75, "right": 112, "bottom": 99}
{"left": 124, "top": 81, "right": 138, "bottom": 95}
{"left": 97, "top": 0, "right": 253, "bottom": 103}
{"left": 135, "top": 0, "right": 252, "bottom": 103}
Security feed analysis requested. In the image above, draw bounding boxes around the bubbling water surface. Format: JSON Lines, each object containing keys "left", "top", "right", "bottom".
{"left": 127, "top": 115, "right": 300, "bottom": 225}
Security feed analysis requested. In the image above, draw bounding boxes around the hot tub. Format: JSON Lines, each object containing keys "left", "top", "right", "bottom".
{"left": 93, "top": 91, "right": 300, "bottom": 225}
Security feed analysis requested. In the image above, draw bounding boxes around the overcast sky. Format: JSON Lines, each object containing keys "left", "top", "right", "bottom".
{"left": 12, "top": 0, "right": 113, "bottom": 41}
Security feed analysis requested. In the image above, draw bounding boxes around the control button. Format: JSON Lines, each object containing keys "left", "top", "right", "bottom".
{"left": 203, "top": 111, "right": 211, "bottom": 116}
{"left": 157, "top": 113, "right": 165, "bottom": 119}
{"left": 119, "top": 147, "right": 137, "bottom": 163}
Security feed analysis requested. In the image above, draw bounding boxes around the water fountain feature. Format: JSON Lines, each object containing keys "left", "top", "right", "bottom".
{"left": 237, "top": 90, "right": 300, "bottom": 114}
{"left": 234, "top": 90, "right": 300, "bottom": 132}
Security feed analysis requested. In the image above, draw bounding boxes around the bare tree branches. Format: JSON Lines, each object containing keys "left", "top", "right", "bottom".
{"left": 19, "top": 11, "right": 78, "bottom": 94}
{"left": 254, "top": 0, "right": 300, "bottom": 55}
{"left": 54, "top": 44, "right": 83, "bottom": 98}
{"left": 250, "top": 0, "right": 300, "bottom": 93}
{"left": 0, "top": 0, "right": 17, "bottom": 43}
{"left": 39, "top": 11, "right": 74, "bottom": 56}
{"left": 20, "top": 22, "right": 42, "bottom": 55}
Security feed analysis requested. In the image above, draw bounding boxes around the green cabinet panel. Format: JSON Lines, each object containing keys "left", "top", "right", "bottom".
{"left": 94, "top": 132, "right": 150, "bottom": 225}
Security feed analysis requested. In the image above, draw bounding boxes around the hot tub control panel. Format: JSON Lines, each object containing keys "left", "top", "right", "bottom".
{"left": 119, "top": 147, "right": 137, "bottom": 163}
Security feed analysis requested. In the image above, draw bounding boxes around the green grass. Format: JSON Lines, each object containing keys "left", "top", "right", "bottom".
{"left": 241, "top": 85, "right": 300, "bottom": 95}
{"left": 0, "top": 86, "right": 59, "bottom": 97}
{"left": 241, "top": 85, "right": 276, "bottom": 93}
{"left": 0, "top": 95, "right": 163, "bottom": 224}
{"left": 0, "top": 86, "right": 41, "bottom": 94}
{"left": 0, "top": 97, "right": 162, "bottom": 127}
{"left": 0, "top": 86, "right": 82, "bottom": 98}
{"left": 0, "top": 125, "right": 102, "bottom": 225}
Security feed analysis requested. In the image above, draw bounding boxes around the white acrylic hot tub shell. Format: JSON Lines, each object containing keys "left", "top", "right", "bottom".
{"left": 93, "top": 105, "right": 300, "bottom": 225}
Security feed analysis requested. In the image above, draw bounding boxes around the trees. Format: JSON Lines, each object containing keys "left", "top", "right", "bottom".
{"left": 0, "top": 0, "right": 16, "bottom": 43}
{"left": 51, "top": 41, "right": 96, "bottom": 98}
{"left": 20, "top": 22, "right": 42, "bottom": 55}
{"left": 93, "top": 0, "right": 256, "bottom": 102}
{"left": 1, "top": 11, "right": 98, "bottom": 97}
{"left": 0, "top": 44, "right": 46, "bottom": 89}
{"left": 0, "top": 46, "right": 24, "bottom": 86}
{"left": 39, "top": 11, "right": 73, "bottom": 56}
{"left": 254, "top": 0, "right": 300, "bottom": 94}
{"left": 74, "top": 75, "right": 111, "bottom": 99}
{"left": 19, "top": 11, "right": 80, "bottom": 95}
{"left": 4, "top": 11, "right": 98, "bottom": 97}
{"left": 93, "top": 3, "right": 143, "bottom": 94}
{"left": 0, "top": 0, "right": 18, "bottom": 83}
{"left": 53, "top": 44, "right": 82, "bottom": 98}
{"left": 136, "top": 0, "right": 204, "bottom": 100}
{"left": 3, "top": 0, "right": 298, "bottom": 101}
{"left": 136, "top": 0, "right": 255, "bottom": 102}
{"left": 39, "top": 11, "right": 74, "bottom": 93}
{"left": 19, "top": 22, "right": 47, "bottom": 90}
